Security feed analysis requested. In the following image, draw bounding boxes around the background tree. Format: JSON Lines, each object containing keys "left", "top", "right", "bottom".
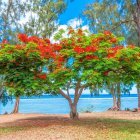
{"left": 117, "top": 45, "right": 140, "bottom": 111}
{"left": 23, "top": 0, "right": 66, "bottom": 38}
{"left": 83, "top": 0, "right": 140, "bottom": 46}
{"left": 83, "top": 0, "right": 140, "bottom": 110}
{"left": 0, "top": 0, "right": 28, "bottom": 43}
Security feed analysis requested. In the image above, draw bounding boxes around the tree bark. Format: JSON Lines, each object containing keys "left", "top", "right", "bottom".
{"left": 58, "top": 89, "right": 79, "bottom": 119}
{"left": 116, "top": 83, "right": 121, "bottom": 110}
{"left": 112, "top": 93, "right": 118, "bottom": 110}
{"left": 109, "top": 84, "right": 118, "bottom": 111}
{"left": 58, "top": 82, "right": 84, "bottom": 120}
{"left": 117, "top": 95, "right": 121, "bottom": 110}
{"left": 11, "top": 96, "right": 20, "bottom": 114}
{"left": 134, "top": 0, "right": 140, "bottom": 46}
{"left": 138, "top": 0, "right": 140, "bottom": 46}
{"left": 137, "top": 84, "right": 140, "bottom": 111}
{"left": 69, "top": 103, "right": 79, "bottom": 120}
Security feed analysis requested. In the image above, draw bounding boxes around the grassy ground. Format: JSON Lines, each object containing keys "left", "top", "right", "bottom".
{"left": 0, "top": 116, "right": 140, "bottom": 140}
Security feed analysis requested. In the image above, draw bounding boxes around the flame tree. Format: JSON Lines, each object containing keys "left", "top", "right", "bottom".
{"left": 0, "top": 36, "right": 51, "bottom": 113}
{"left": 46, "top": 28, "right": 140, "bottom": 119}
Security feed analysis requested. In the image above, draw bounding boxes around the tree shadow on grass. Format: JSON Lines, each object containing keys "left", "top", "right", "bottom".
{"left": 0, "top": 114, "right": 140, "bottom": 135}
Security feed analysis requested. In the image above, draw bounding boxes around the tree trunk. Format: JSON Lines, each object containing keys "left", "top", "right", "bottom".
{"left": 112, "top": 94, "right": 118, "bottom": 110}
{"left": 11, "top": 96, "right": 20, "bottom": 114}
{"left": 137, "top": 84, "right": 140, "bottom": 111}
{"left": 137, "top": 17, "right": 140, "bottom": 47}
{"left": 58, "top": 82, "right": 84, "bottom": 120}
{"left": 116, "top": 83, "right": 121, "bottom": 110}
{"left": 69, "top": 103, "right": 79, "bottom": 120}
{"left": 137, "top": 5, "right": 140, "bottom": 47}
{"left": 109, "top": 84, "right": 118, "bottom": 111}
{"left": 117, "top": 95, "right": 121, "bottom": 110}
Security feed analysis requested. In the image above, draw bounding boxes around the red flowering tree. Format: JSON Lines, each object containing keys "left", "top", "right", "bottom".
{"left": 116, "top": 45, "right": 140, "bottom": 111}
{"left": 103, "top": 44, "right": 140, "bottom": 111}
{"left": 45, "top": 28, "right": 131, "bottom": 119}
{"left": 0, "top": 34, "right": 51, "bottom": 113}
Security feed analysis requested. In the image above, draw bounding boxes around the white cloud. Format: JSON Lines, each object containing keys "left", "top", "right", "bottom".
{"left": 19, "top": 12, "right": 31, "bottom": 25}
{"left": 81, "top": 25, "right": 89, "bottom": 31}
{"left": 67, "top": 18, "right": 83, "bottom": 28}
{"left": 50, "top": 18, "right": 90, "bottom": 42}
{"left": 130, "top": 85, "right": 137, "bottom": 94}
{"left": 58, "top": 25, "right": 68, "bottom": 30}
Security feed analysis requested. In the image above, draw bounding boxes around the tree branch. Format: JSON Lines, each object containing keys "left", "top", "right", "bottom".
{"left": 74, "top": 87, "right": 84, "bottom": 104}
{"left": 58, "top": 89, "right": 72, "bottom": 103}
{"left": 66, "top": 80, "right": 71, "bottom": 97}
{"left": 111, "top": 19, "right": 134, "bottom": 31}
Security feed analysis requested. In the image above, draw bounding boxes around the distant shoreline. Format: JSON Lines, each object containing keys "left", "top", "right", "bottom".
{"left": 11, "top": 94, "right": 138, "bottom": 99}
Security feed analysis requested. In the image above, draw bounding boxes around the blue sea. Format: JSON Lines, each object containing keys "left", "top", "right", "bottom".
{"left": 0, "top": 94, "right": 138, "bottom": 114}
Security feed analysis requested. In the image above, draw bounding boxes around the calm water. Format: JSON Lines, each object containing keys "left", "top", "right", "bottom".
{"left": 0, "top": 94, "right": 138, "bottom": 114}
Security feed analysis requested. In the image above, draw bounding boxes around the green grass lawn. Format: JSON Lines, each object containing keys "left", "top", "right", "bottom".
{"left": 0, "top": 118, "right": 140, "bottom": 140}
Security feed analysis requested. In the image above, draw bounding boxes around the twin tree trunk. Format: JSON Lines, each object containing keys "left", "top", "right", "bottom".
{"left": 69, "top": 103, "right": 78, "bottom": 119}
{"left": 112, "top": 94, "right": 118, "bottom": 110}
{"left": 11, "top": 96, "right": 20, "bottom": 114}
{"left": 110, "top": 83, "right": 121, "bottom": 111}
{"left": 58, "top": 83, "right": 83, "bottom": 120}
{"left": 116, "top": 83, "right": 121, "bottom": 110}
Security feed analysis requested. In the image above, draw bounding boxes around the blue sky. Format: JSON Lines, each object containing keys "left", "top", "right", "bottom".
{"left": 59, "top": 0, "right": 95, "bottom": 25}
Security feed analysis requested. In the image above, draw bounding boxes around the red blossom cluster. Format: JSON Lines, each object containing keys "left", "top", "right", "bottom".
{"left": 73, "top": 45, "right": 99, "bottom": 60}
{"left": 74, "top": 46, "right": 85, "bottom": 54}
{"left": 85, "top": 46, "right": 98, "bottom": 52}
{"left": 68, "top": 28, "right": 75, "bottom": 34}
{"left": 74, "top": 46, "right": 98, "bottom": 54}
{"left": 107, "top": 46, "right": 123, "bottom": 59}
{"left": 86, "top": 55, "right": 98, "bottom": 60}
{"left": 103, "top": 71, "right": 110, "bottom": 76}
{"left": 28, "top": 36, "right": 42, "bottom": 44}
{"left": 55, "top": 55, "right": 66, "bottom": 67}
{"left": 36, "top": 73, "right": 47, "bottom": 80}
{"left": 15, "top": 44, "right": 24, "bottom": 50}
{"left": 60, "top": 40, "right": 69, "bottom": 46}
{"left": 0, "top": 39, "right": 8, "bottom": 48}
{"left": 77, "top": 29, "right": 83, "bottom": 36}
{"left": 18, "top": 34, "right": 59, "bottom": 59}
{"left": 38, "top": 45, "right": 55, "bottom": 59}
{"left": 52, "top": 43, "right": 62, "bottom": 51}
{"left": 127, "top": 45, "right": 135, "bottom": 49}
{"left": 104, "top": 31, "right": 112, "bottom": 36}
{"left": 18, "top": 33, "right": 50, "bottom": 45}
{"left": 18, "top": 34, "right": 28, "bottom": 43}
{"left": 110, "top": 38, "right": 117, "bottom": 43}
{"left": 1, "top": 39, "right": 8, "bottom": 44}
